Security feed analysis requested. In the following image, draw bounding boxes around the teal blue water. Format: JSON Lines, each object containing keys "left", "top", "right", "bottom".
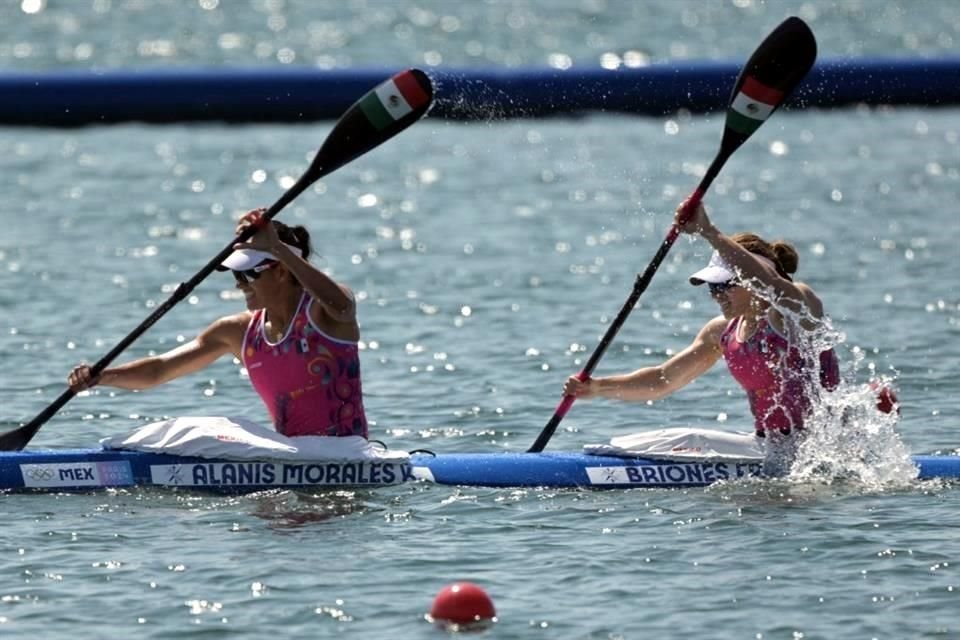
{"left": 1, "top": 1, "right": 959, "bottom": 638}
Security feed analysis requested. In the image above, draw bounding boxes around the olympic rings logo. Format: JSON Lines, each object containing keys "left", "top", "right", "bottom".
{"left": 24, "top": 466, "right": 55, "bottom": 481}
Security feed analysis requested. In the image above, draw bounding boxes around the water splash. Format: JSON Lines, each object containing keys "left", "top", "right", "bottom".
{"left": 737, "top": 275, "right": 916, "bottom": 491}
{"left": 790, "top": 375, "right": 917, "bottom": 491}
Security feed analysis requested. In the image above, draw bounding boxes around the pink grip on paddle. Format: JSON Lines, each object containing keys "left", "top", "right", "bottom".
{"left": 555, "top": 371, "right": 589, "bottom": 419}
{"left": 678, "top": 188, "right": 705, "bottom": 224}
{"left": 251, "top": 209, "right": 270, "bottom": 229}
{"left": 555, "top": 395, "right": 576, "bottom": 419}
{"left": 666, "top": 188, "right": 706, "bottom": 244}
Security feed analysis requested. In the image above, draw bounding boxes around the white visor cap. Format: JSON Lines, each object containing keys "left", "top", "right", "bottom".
{"left": 219, "top": 242, "right": 301, "bottom": 272}
{"left": 688, "top": 251, "right": 736, "bottom": 285}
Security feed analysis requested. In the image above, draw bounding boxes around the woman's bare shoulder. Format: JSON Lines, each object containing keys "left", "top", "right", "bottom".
{"left": 794, "top": 281, "right": 826, "bottom": 318}
{"left": 697, "top": 315, "right": 730, "bottom": 344}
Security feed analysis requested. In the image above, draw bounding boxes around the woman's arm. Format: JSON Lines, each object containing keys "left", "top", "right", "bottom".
{"left": 678, "top": 201, "right": 811, "bottom": 314}
{"left": 68, "top": 313, "right": 248, "bottom": 391}
{"left": 239, "top": 209, "right": 357, "bottom": 325}
{"left": 271, "top": 241, "right": 357, "bottom": 324}
{"left": 563, "top": 316, "right": 726, "bottom": 402}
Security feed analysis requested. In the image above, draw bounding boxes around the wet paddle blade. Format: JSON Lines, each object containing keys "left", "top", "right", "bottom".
{"left": 310, "top": 68, "right": 433, "bottom": 183}
{"left": 685, "top": 16, "right": 817, "bottom": 217}
{"left": 720, "top": 16, "right": 817, "bottom": 155}
{"left": 264, "top": 68, "right": 434, "bottom": 218}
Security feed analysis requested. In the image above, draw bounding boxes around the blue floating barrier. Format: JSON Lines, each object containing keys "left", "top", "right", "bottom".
{"left": 1, "top": 57, "right": 958, "bottom": 126}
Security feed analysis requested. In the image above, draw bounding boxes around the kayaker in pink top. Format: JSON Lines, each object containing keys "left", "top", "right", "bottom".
{"left": 242, "top": 291, "right": 366, "bottom": 437}
{"left": 563, "top": 200, "right": 891, "bottom": 475}
{"left": 68, "top": 208, "right": 369, "bottom": 439}
{"left": 719, "top": 315, "right": 838, "bottom": 435}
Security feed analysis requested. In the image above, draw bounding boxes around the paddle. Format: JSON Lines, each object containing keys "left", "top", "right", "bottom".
{"left": 527, "top": 17, "right": 817, "bottom": 453}
{"left": 0, "top": 68, "right": 434, "bottom": 452}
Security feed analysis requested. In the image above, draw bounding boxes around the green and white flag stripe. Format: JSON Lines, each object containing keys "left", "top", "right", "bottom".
{"left": 358, "top": 71, "right": 430, "bottom": 131}
{"left": 726, "top": 76, "right": 785, "bottom": 135}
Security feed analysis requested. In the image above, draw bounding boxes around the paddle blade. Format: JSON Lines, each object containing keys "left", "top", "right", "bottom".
{"left": 720, "top": 17, "right": 817, "bottom": 152}
{"left": 304, "top": 68, "right": 434, "bottom": 185}
{"left": 0, "top": 425, "right": 32, "bottom": 451}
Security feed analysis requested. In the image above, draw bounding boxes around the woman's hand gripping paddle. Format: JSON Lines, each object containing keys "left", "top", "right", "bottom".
{"left": 0, "top": 69, "right": 434, "bottom": 451}
{"left": 528, "top": 17, "right": 817, "bottom": 452}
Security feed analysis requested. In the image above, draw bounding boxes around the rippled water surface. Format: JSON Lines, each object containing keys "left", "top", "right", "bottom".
{"left": 1, "top": 1, "right": 959, "bottom": 638}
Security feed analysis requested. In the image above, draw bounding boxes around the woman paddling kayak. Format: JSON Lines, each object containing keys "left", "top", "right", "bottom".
{"left": 68, "top": 208, "right": 368, "bottom": 439}
{"left": 563, "top": 200, "right": 843, "bottom": 475}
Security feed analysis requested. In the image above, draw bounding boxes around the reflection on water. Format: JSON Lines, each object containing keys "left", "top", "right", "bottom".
{"left": 248, "top": 489, "right": 367, "bottom": 530}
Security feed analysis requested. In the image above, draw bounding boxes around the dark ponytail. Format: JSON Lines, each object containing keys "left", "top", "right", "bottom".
{"left": 730, "top": 232, "right": 798, "bottom": 281}
{"left": 770, "top": 241, "right": 798, "bottom": 279}
{"left": 272, "top": 220, "right": 312, "bottom": 259}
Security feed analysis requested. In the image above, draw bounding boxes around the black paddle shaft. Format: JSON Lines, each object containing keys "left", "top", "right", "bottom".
{"left": 527, "top": 17, "right": 817, "bottom": 453}
{"left": 0, "top": 69, "right": 434, "bottom": 451}
{"left": 526, "top": 150, "right": 730, "bottom": 454}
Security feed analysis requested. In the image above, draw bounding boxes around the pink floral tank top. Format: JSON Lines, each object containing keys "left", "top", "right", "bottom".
{"left": 241, "top": 292, "right": 368, "bottom": 438}
{"left": 721, "top": 316, "right": 839, "bottom": 434}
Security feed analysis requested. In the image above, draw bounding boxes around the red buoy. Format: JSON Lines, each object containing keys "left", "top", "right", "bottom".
{"left": 430, "top": 582, "right": 496, "bottom": 625}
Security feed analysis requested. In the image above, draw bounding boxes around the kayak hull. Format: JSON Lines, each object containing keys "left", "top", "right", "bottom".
{"left": 3, "top": 448, "right": 416, "bottom": 492}
{"left": 0, "top": 448, "right": 957, "bottom": 492}
{"left": 412, "top": 452, "right": 765, "bottom": 488}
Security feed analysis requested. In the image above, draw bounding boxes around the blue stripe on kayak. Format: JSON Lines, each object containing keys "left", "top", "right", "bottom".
{"left": 0, "top": 449, "right": 957, "bottom": 492}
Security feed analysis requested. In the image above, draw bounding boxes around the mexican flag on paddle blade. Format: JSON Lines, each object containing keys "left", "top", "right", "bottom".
{"left": 726, "top": 76, "right": 785, "bottom": 135}
{"left": 358, "top": 70, "right": 430, "bottom": 131}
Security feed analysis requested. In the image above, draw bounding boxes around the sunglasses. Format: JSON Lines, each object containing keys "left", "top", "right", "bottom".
{"left": 707, "top": 281, "right": 739, "bottom": 295}
{"left": 232, "top": 260, "right": 279, "bottom": 285}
